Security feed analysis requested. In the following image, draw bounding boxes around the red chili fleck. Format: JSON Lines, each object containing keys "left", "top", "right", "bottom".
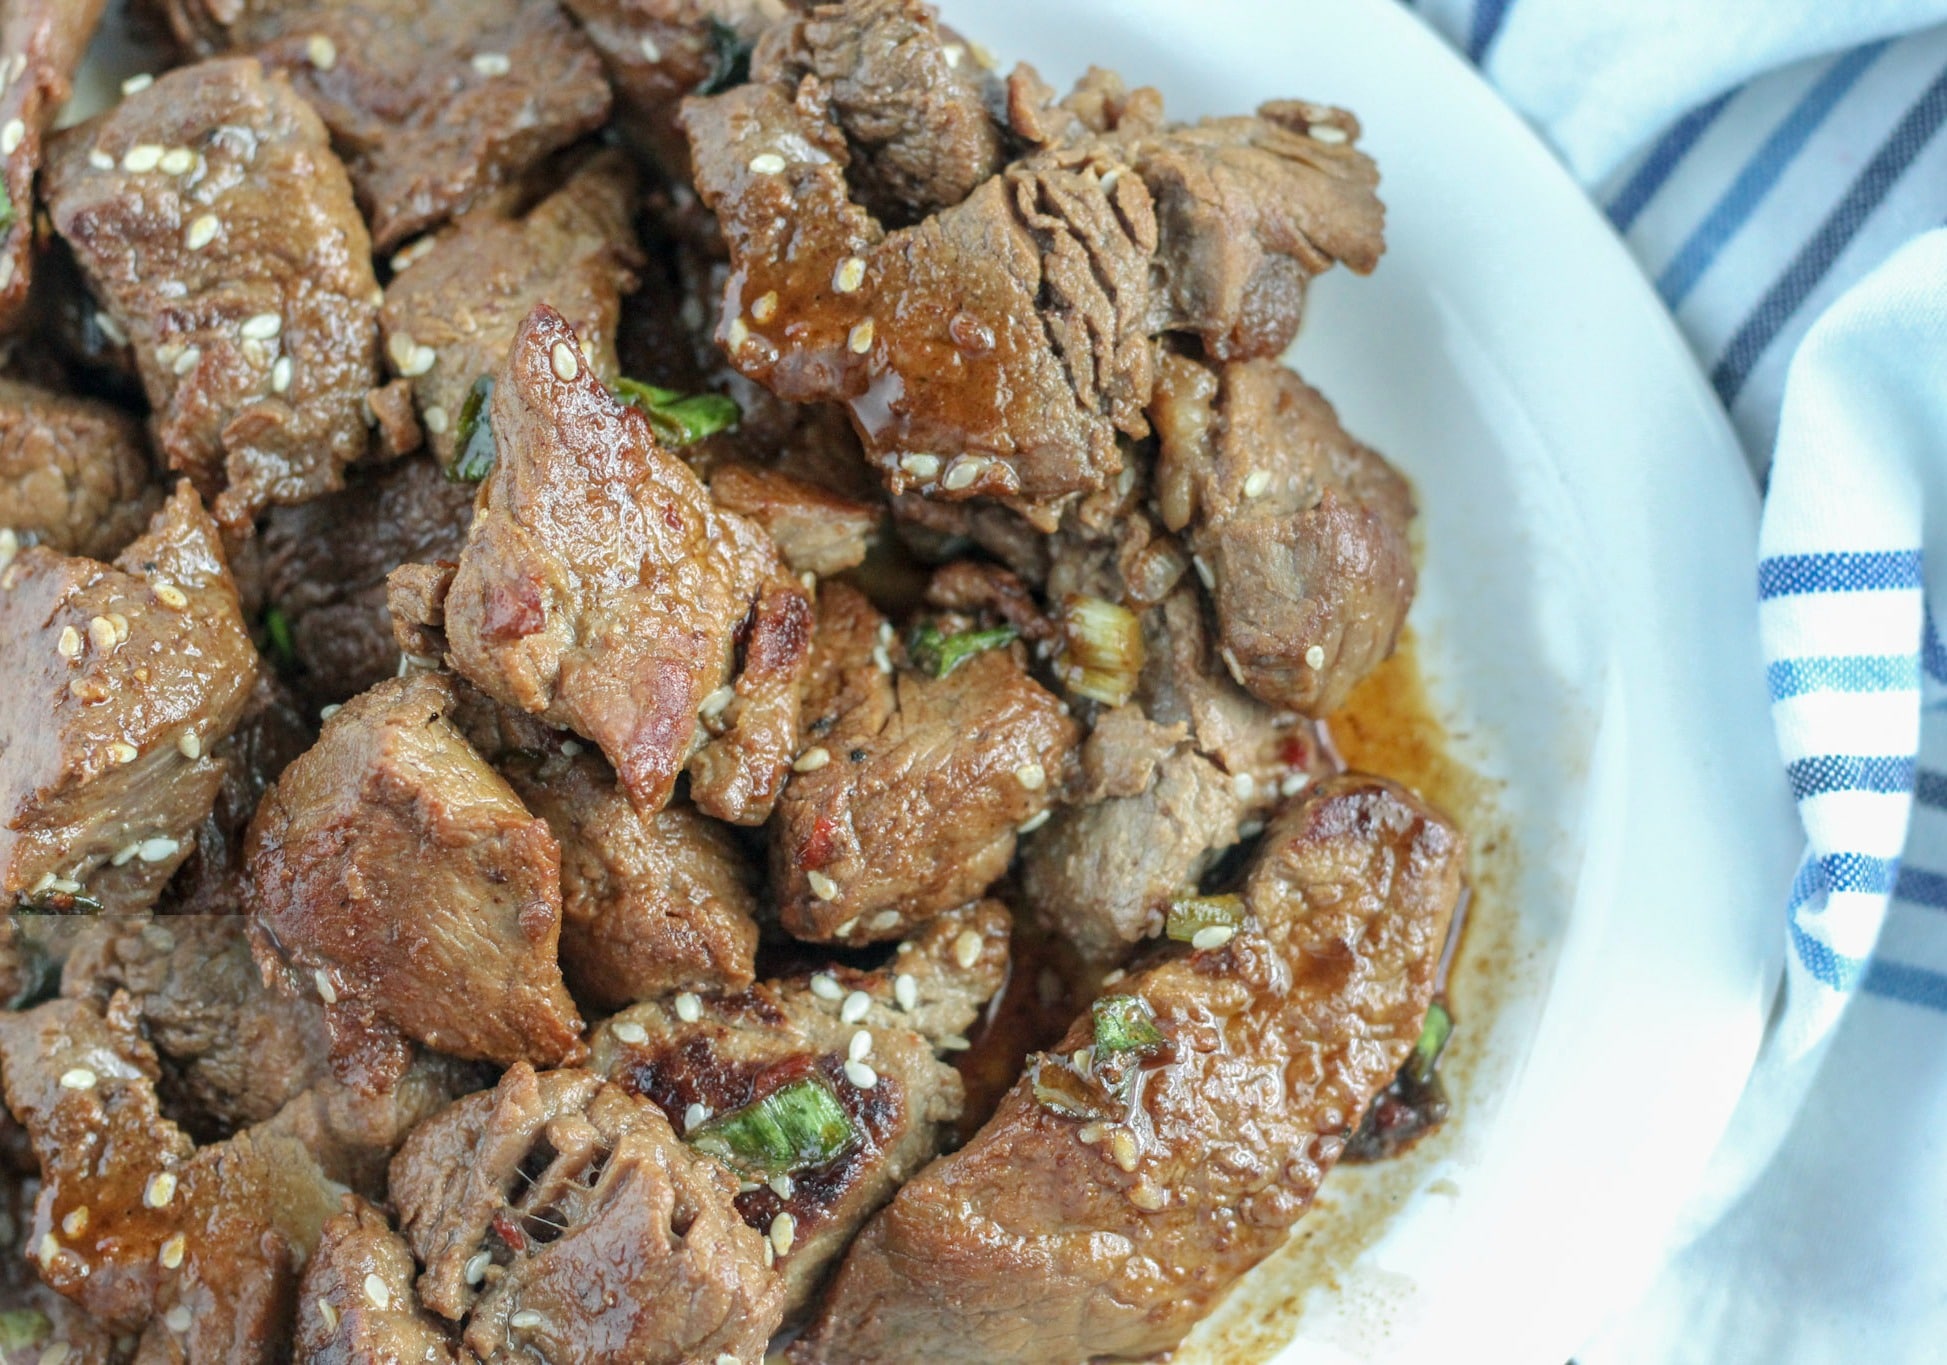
{"left": 491, "top": 1210, "right": 528, "bottom": 1252}
{"left": 1279, "top": 734, "right": 1312, "bottom": 769}
{"left": 663, "top": 504, "right": 684, "bottom": 532}
{"left": 798, "top": 814, "right": 836, "bottom": 870}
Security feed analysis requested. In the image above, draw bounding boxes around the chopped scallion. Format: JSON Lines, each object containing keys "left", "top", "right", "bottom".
{"left": 1407, "top": 1001, "right": 1453, "bottom": 1087}
{"left": 262, "top": 605, "right": 295, "bottom": 670}
{"left": 908, "top": 622, "right": 1018, "bottom": 678}
{"left": 1091, "top": 994, "right": 1166, "bottom": 1058}
{"left": 613, "top": 376, "right": 742, "bottom": 446}
{"left": 1057, "top": 595, "right": 1145, "bottom": 706}
{"left": 1165, "top": 894, "right": 1245, "bottom": 943}
{"left": 685, "top": 1076, "right": 855, "bottom": 1178}
{"left": 0, "top": 1308, "right": 48, "bottom": 1352}
{"left": 449, "top": 374, "right": 497, "bottom": 482}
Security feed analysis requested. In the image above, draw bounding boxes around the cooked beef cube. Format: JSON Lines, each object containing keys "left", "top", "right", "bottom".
{"left": 0, "top": 1, "right": 109, "bottom": 332}
{"left": 0, "top": 377, "right": 157, "bottom": 561}
{"left": 294, "top": 1196, "right": 467, "bottom": 1365}
{"left": 708, "top": 461, "right": 879, "bottom": 577}
{"left": 161, "top": 0, "right": 613, "bottom": 252}
{"left": 586, "top": 905, "right": 1005, "bottom": 1315}
{"left": 244, "top": 671, "right": 585, "bottom": 1093}
{"left": 385, "top": 560, "right": 456, "bottom": 662}
{"left": 457, "top": 693, "right": 761, "bottom": 1008}
{"left": 1152, "top": 353, "right": 1414, "bottom": 714}
{"left": 772, "top": 584, "right": 1075, "bottom": 943}
{"left": 0, "top": 484, "right": 259, "bottom": 914}
{"left": 44, "top": 59, "right": 380, "bottom": 533}
{"left": 389, "top": 1062, "right": 784, "bottom": 1361}
{"left": 797, "top": 776, "right": 1464, "bottom": 1363}
{"left": 847, "top": 894, "right": 1011, "bottom": 1047}
{"left": 441, "top": 303, "right": 812, "bottom": 824}
{"left": 260, "top": 455, "right": 477, "bottom": 709}
{"left": 379, "top": 150, "right": 642, "bottom": 475}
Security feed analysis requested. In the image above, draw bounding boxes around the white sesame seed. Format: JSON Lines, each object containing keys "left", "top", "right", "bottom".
{"left": 807, "top": 870, "right": 840, "bottom": 902}
{"left": 846, "top": 318, "right": 877, "bottom": 355}
{"left": 941, "top": 456, "right": 983, "bottom": 491}
{"left": 893, "top": 973, "right": 918, "bottom": 1011}
{"left": 877, "top": 621, "right": 895, "bottom": 647}
{"left": 559, "top": 740, "right": 582, "bottom": 757}
{"left": 58, "top": 1066, "right": 95, "bottom": 1091}
{"left": 143, "top": 1171, "right": 177, "bottom": 1208}
{"left": 56, "top": 625, "right": 81, "bottom": 659}
{"left": 1129, "top": 1179, "right": 1166, "bottom": 1210}
{"left": 35, "top": 1234, "right": 57, "bottom": 1265}
{"left": 0, "top": 528, "right": 12, "bottom": 574}
{"left": 391, "top": 237, "right": 436, "bottom": 273}
{"left": 313, "top": 969, "right": 337, "bottom": 1004}
{"left": 1017, "top": 809, "right": 1052, "bottom": 834}
{"left": 509, "top": 1310, "right": 544, "bottom": 1330}
{"left": 137, "top": 837, "right": 180, "bottom": 864}
{"left": 684, "top": 1102, "right": 709, "bottom": 1132}
{"left": 769, "top": 1211, "right": 797, "bottom": 1256}
{"left": 306, "top": 34, "right": 337, "bottom": 70}
{"left": 121, "top": 73, "right": 154, "bottom": 96}
{"left": 109, "top": 839, "right": 142, "bottom": 866}
{"left": 549, "top": 340, "right": 580, "bottom": 380}
{"left": 164, "top": 1306, "right": 192, "bottom": 1334}
{"left": 938, "top": 1033, "right": 971, "bottom": 1050}
{"left": 362, "top": 1272, "right": 390, "bottom": 1310}
{"left": 899, "top": 452, "right": 940, "bottom": 479}
{"left": 1193, "top": 925, "right": 1238, "bottom": 951}
{"left": 0, "top": 120, "right": 24, "bottom": 156}
{"left": 833, "top": 257, "right": 867, "bottom": 294}
{"left": 122, "top": 144, "right": 163, "bottom": 173}
{"left": 88, "top": 148, "right": 114, "bottom": 171}
{"left": 611, "top": 1020, "right": 648, "bottom": 1044}
{"left": 724, "top": 315, "right": 749, "bottom": 352}
{"left": 464, "top": 1250, "right": 491, "bottom": 1285}
{"left": 1220, "top": 646, "right": 1248, "bottom": 687}
{"left": 386, "top": 331, "right": 419, "bottom": 369}
{"left": 471, "top": 52, "right": 511, "bottom": 77}
{"left": 61, "top": 1207, "right": 87, "bottom": 1236}
{"left": 28, "top": 873, "right": 52, "bottom": 896}
{"left": 184, "top": 214, "right": 218, "bottom": 250}
{"left": 840, "top": 990, "right": 871, "bottom": 1024}
{"left": 639, "top": 34, "right": 662, "bottom": 61}
{"left": 835, "top": 916, "right": 858, "bottom": 937}
{"left": 749, "top": 290, "right": 779, "bottom": 323}
{"left": 1239, "top": 818, "right": 1265, "bottom": 839}
{"left": 271, "top": 356, "right": 293, "bottom": 393}
{"left": 40, "top": 1338, "right": 70, "bottom": 1363}
{"left": 107, "top": 741, "right": 138, "bottom": 765}
{"left": 1310, "top": 123, "right": 1349, "bottom": 145}
{"left": 318, "top": 704, "right": 341, "bottom": 722}
{"left": 848, "top": 1029, "right": 873, "bottom": 1061}
{"left": 158, "top": 1233, "right": 186, "bottom": 1269}
{"left": 748, "top": 152, "right": 786, "bottom": 175}
{"left": 422, "top": 404, "right": 449, "bottom": 435}
{"left": 1014, "top": 761, "right": 1046, "bottom": 791}
{"left": 159, "top": 147, "right": 194, "bottom": 175}
{"left": 1232, "top": 772, "right": 1256, "bottom": 801}
{"left": 765, "top": 1174, "right": 793, "bottom": 1200}
{"left": 1243, "top": 469, "right": 1272, "bottom": 498}
{"left": 172, "top": 346, "right": 200, "bottom": 376}
{"left": 1280, "top": 771, "right": 1311, "bottom": 798}
{"left": 809, "top": 973, "right": 843, "bottom": 1001}
{"left": 1108, "top": 1129, "right": 1139, "bottom": 1171}
{"left": 762, "top": 1239, "right": 774, "bottom": 1267}
{"left": 240, "top": 312, "right": 282, "bottom": 341}
{"left": 1192, "top": 554, "right": 1215, "bottom": 589}
{"left": 88, "top": 615, "right": 117, "bottom": 652}
{"left": 842, "top": 1060, "right": 878, "bottom": 1090}
{"left": 1078, "top": 1121, "right": 1107, "bottom": 1145}
{"left": 317, "top": 1300, "right": 340, "bottom": 1331}
{"left": 1305, "top": 644, "right": 1326, "bottom": 669}
{"left": 793, "top": 746, "right": 831, "bottom": 772}
{"left": 942, "top": 42, "right": 965, "bottom": 67}
{"left": 699, "top": 685, "right": 736, "bottom": 719}
{"left": 48, "top": 878, "right": 80, "bottom": 895}
{"left": 152, "top": 582, "right": 190, "bottom": 613}
{"left": 674, "top": 992, "right": 702, "bottom": 1023}
{"left": 953, "top": 929, "right": 983, "bottom": 970}
{"left": 872, "top": 643, "right": 893, "bottom": 674}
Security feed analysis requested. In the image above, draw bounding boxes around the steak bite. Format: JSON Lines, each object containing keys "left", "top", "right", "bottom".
{"left": 0, "top": 377, "right": 158, "bottom": 560}
{"left": 0, "top": 0, "right": 110, "bottom": 331}
{"left": 244, "top": 671, "right": 585, "bottom": 1093}
{"left": 44, "top": 58, "right": 382, "bottom": 534}
{"left": 379, "top": 150, "right": 643, "bottom": 476}
{"left": 771, "top": 583, "right": 1076, "bottom": 944}
{"left": 0, "top": 484, "right": 259, "bottom": 915}
{"left": 1151, "top": 353, "right": 1415, "bottom": 715}
{"left": 798, "top": 776, "right": 1465, "bottom": 1363}
{"left": 159, "top": 0, "right": 614, "bottom": 252}
{"left": 441, "top": 303, "right": 812, "bottom": 824}
{"left": 707, "top": 460, "right": 880, "bottom": 578}
{"left": 388, "top": 1062, "right": 784, "bottom": 1362}
{"left": 294, "top": 1196, "right": 467, "bottom": 1365}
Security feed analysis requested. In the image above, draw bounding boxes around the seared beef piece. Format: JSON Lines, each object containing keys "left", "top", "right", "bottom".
{"left": 890, "top": 488, "right": 1052, "bottom": 584}
{"left": 708, "top": 461, "right": 879, "bottom": 578}
{"left": 442, "top": 303, "right": 812, "bottom": 824}
{"left": 456, "top": 693, "right": 761, "bottom": 1008}
{"left": 922, "top": 558, "right": 1056, "bottom": 644}
{"left": 0, "top": 484, "right": 258, "bottom": 914}
{"left": 389, "top": 1063, "right": 783, "bottom": 1361}
{"left": 0, "top": 378, "right": 156, "bottom": 562}
{"left": 771, "top": 584, "right": 1075, "bottom": 943}
{"left": 1152, "top": 353, "right": 1414, "bottom": 714}
{"left": 0, "top": 995, "right": 344, "bottom": 1355}
{"left": 798, "top": 776, "right": 1465, "bottom": 1363}
{"left": 587, "top": 903, "right": 1005, "bottom": 1315}
{"left": 244, "top": 671, "right": 585, "bottom": 1093}
{"left": 380, "top": 150, "right": 642, "bottom": 474}
{"left": 44, "top": 59, "right": 381, "bottom": 533}
{"left": 294, "top": 1197, "right": 467, "bottom": 1365}
{"left": 760, "top": 0, "right": 1005, "bottom": 226}
{"left": 386, "top": 560, "right": 456, "bottom": 662}
{"left": 0, "top": 1, "right": 109, "bottom": 331}
{"left": 161, "top": 0, "right": 613, "bottom": 252}
{"left": 260, "top": 455, "right": 477, "bottom": 709}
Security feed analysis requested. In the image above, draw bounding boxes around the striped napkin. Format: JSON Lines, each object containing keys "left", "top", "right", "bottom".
{"left": 1404, "top": 2, "right": 1947, "bottom": 1360}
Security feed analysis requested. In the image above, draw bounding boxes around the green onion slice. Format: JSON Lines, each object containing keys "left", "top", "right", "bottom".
{"left": 613, "top": 377, "right": 742, "bottom": 447}
{"left": 907, "top": 622, "right": 1018, "bottom": 678}
{"left": 1165, "top": 894, "right": 1245, "bottom": 943}
{"left": 685, "top": 1076, "right": 855, "bottom": 1178}
{"left": 1057, "top": 595, "right": 1145, "bottom": 706}
{"left": 1091, "top": 994, "right": 1166, "bottom": 1059}
{"left": 0, "top": 1308, "right": 48, "bottom": 1352}
{"left": 262, "top": 605, "right": 295, "bottom": 670}
{"left": 449, "top": 374, "right": 496, "bottom": 482}
{"left": 0, "top": 183, "right": 15, "bottom": 238}
{"left": 1407, "top": 1001, "right": 1453, "bottom": 1088}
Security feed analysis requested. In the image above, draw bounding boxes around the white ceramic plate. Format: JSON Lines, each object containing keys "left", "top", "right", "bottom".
{"left": 943, "top": 1, "right": 1802, "bottom": 1361}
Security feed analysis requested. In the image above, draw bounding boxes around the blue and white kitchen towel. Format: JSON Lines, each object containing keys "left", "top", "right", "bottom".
{"left": 1405, "top": 1, "right": 1947, "bottom": 1361}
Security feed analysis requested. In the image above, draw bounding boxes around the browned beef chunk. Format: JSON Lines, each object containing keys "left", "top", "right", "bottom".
{"left": 707, "top": 461, "right": 879, "bottom": 578}
{"left": 260, "top": 455, "right": 477, "bottom": 710}
{"left": 0, "top": 1, "right": 109, "bottom": 331}
{"left": 456, "top": 693, "right": 761, "bottom": 1008}
{"left": 586, "top": 902, "right": 1005, "bottom": 1315}
{"left": 294, "top": 1196, "right": 468, "bottom": 1365}
{"left": 244, "top": 671, "right": 585, "bottom": 1093}
{"left": 798, "top": 776, "right": 1464, "bottom": 1362}
{"left": 0, "top": 377, "right": 157, "bottom": 560}
{"left": 0, "top": 484, "right": 258, "bottom": 914}
{"left": 771, "top": 584, "right": 1075, "bottom": 943}
{"left": 442, "top": 303, "right": 811, "bottom": 824}
{"left": 389, "top": 1062, "right": 783, "bottom": 1361}
{"left": 44, "top": 59, "right": 381, "bottom": 534}
{"left": 161, "top": 0, "right": 613, "bottom": 252}
{"left": 1152, "top": 353, "right": 1414, "bottom": 714}
{"left": 379, "top": 150, "right": 642, "bottom": 475}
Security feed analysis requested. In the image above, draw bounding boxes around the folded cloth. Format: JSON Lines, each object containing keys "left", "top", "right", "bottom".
{"left": 1404, "top": 3, "right": 1947, "bottom": 1361}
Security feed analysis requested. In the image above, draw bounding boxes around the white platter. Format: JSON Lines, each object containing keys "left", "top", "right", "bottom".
{"left": 943, "top": 1, "right": 1802, "bottom": 1361}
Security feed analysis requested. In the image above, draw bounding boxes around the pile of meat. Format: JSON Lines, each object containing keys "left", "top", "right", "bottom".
{"left": 0, "top": 0, "right": 1466, "bottom": 1360}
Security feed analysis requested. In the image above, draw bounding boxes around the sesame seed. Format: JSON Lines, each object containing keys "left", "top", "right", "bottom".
{"left": 765, "top": 1173, "right": 794, "bottom": 1201}
{"left": 144, "top": 1171, "right": 177, "bottom": 1208}
{"left": 1129, "top": 1180, "right": 1166, "bottom": 1210}
{"left": 153, "top": 581, "right": 190, "bottom": 612}
{"left": 306, "top": 34, "right": 337, "bottom": 70}
{"left": 793, "top": 746, "right": 831, "bottom": 772}
{"left": 1310, "top": 123, "right": 1349, "bottom": 145}
{"left": 953, "top": 930, "right": 983, "bottom": 970}
{"left": 1280, "top": 771, "right": 1310, "bottom": 798}
{"left": 28, "top": 873, "right": 51, "bottom": 895}
{"left": 699, "top": 685, "right": 736, "bottom": 719}
{"left": 137, "top": 837, "right": 180, "bottom": 864}
{"left": 807, "top": 870, "right": 840, "bottom": 902}
{"left": 60, "top": 1207, "right": 87, "bottom": 1237}
{"left": 834, "top": 916, "right": 859, "bottom": 937}
{"left": 318, "top": 1300, "right": 339, "bottom": 1330}
{"left": 313, "top": 969, "right": 337, "bottom": 1004}
{"left": 842, "top": 1060, "right": 878, "bottom": 1090}
{"left": 172, "top": 346, "right": 201, "bottom": 376}
{"left": 158, "top": 147, "right": 194, "bottom": 175}
{"left": 1108, "top": 1129, "right": 1139, "bottom": 1171}
{"left": 122, "top": 73, "right": 154, "bottom": 96}
{"left": 560, "top": 740, "right": 582, "bottom": 757}
{"left": 271, "top": 356, "right": 293, "bottom": 392}
{"left": 107, "top": 741, "right": 138, "bottom": 765}
{"left": 809, "top": 973, "right": 843, "bottom": 1001}
{"left": 1078, "top": 1122, "right": 1107, "bottom": 1144}
{"left": 464, "top": 1250, "right": 491, "bottom": 1285}
{"left": 833, "top": 257, "right": 867, "bottom": 294}
{"left": 938, "top": 1033, "right": 971, "bottom": 1051}
{"left": 750, "top": 289, "right": 779, "bottom": 323}
{"left": 611, "top": 1020, "right": 648, "bottom": 1044}
{"left": 748, "top": 152, "right": 786, "bottom": 175}
{"left": 1239, "top": 818, "right": 1265, "bottom": 838}
{"left": 763, "top": 1239, "right": 774, "bottom": 1267}
{"left": 88, "top": 616, "right": 117, "bottom": 652}
{"left": 846, "top": 318, "right": 876, "bottom": 354}
{"left": 240, "top": 312, "right": 282, "bottom": 341}
{"left": 1017, "top": 809, "right": 1052, "bottom": 834}
{"left": 1192, "top": 554, "right": 1215, "bottom": 589}
{"left": 0, "top": 120, "right": 23, "bottom": 156}
{"left": 35, "top": 1234, "right": 57, "bottom": 1265}
{"left": 471, "top": 52, "right": 511, "bottom": 77}
{"left": 893, "top": 973, "right": 918, "bottom": 1011}
{"left": 88, "top": 147, "right": 114, "bottom": 171}
{"left": 684, "top": 1102, "right": 709, "bottom": 1131}
{"left": 1232, "top": 772, "right": 1256, "bottom": 801}
{"left": 871, "top": 643, "right": 893, "bottom": 674}
{"left": 725, "top": 315, "right": 749, "bottom": 351}
{"left": 123, "top": 144, "right": 163, "bottom": 172}
{"left": 362, "top": 1272, "right": 390, "bottom": 1310}
{"left": 0, "top": 528, "right": 14, "bottom": 574}
{"left": 1243, "top": 469, "right": 1272, "bottom": 498}
{"left": 1014, "top": 761, "right": 1046, "bottom": 791}
{"left": 943, "top": 42, "right": 965, "bottom": 67}
{"left": 318, "top": 704, "right": 341, "bottom": 721}
{"left": 48, "top": 878, "right": 79, "bottom": 895}
{"left": 769, "top": 1211, "right": 797, "bottom": 1256}
{"left": 1100, "top": 167, "right": 1123, "bottom": 192}
{"left": 899, "top": 452, "right": 940, "bottom": 479}
{"left": 41, "top": 1341, "right": 70, "bottom": 1365}
{"left": 848, "top": 1029, "right": 873, "bottom": 1061}
{"left": 1305, "top": 644, "right": 1326, "bottom": 669}
{"left": 184, "top": 215, "right": 218, "bottom": 250}
{"left": 423, "top": 404, "right": 449, "bottom": 435}
{"left": 1191, "top": 925, "right": 1236, "bottom": 950}
{"left": 840, "top": 990, "right": 871, "bottom": 1024}
{"left": 158, "top": 1233, "right": 186, "bottom": 1269}
{"left": 941, "top": 456, "right": 983, "bottom": 491}
{"left": 1219, "top": 646, "right": 1247, "bottom": 687}
{"left": 639, "top": 34, "right": 662, "bottom": 61}
{"left": 164, "top": 1306, "right": 191, "bottom": 1333}
{"left": 56, "top": 625, "right": 81, "bottom": 659}
{"left": 391, "top": 237, "right": 436, "bottom": 272}
{"left": 674, "top": 992, "right": 702, "bottom": 1023}
{"left": 548, "top": 340, "right": 580, "bottom": 381}
{"left": 509, "top": 1310, "right": 544, "bottom": 1330}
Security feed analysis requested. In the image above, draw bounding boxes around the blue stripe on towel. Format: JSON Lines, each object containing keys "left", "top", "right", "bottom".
{"left": 1788, "top": 754, "right": 1916, "bottom": 799}
{"left": 1608, "top": 89, "right": 1739, "bottom": 233}
{"left": 1767, "top": 655, "right": 1920, "bottom": 701}
{"left": 1758, "top": 549, "right": 1922, "bottom": 598}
